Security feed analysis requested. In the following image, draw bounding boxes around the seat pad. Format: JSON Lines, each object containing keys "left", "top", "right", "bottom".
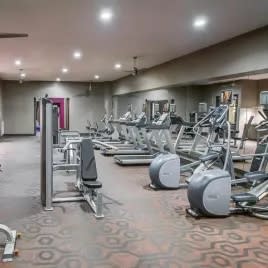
{"left": 83, "top": 181, "right": 102, "bottom": 189}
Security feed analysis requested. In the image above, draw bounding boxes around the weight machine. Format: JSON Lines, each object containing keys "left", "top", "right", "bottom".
{"left": 40, "top": 98, "right": 104, "bottom": 218}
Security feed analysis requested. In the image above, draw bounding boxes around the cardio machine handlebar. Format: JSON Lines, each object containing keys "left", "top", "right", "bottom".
{"left": 192, "top": 105, "right": 229, "bottom": 142}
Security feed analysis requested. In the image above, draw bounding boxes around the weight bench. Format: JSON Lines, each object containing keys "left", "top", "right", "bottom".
{"left": 52, "top": 139, "right": 104, "bottom": 218}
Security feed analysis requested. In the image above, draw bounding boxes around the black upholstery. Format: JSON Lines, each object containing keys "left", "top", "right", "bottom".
{"left": 81, "top": 139, "right": 98, "bottom": 181}
{"left": 231, "top": 193, "right": 257, "bottom": 203}
{"left": 83, "top": 181, "right": 102, "bottom": 189}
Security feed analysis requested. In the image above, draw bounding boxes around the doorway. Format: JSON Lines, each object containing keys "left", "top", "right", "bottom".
{"left": 34, "top": 97, "right": 69, "bottom": 136}
{"left": 49, "top": 98, "right": 65, "bottom": 129}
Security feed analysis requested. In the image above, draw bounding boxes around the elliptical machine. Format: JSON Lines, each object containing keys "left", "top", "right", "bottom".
{"left": 186, "top": 122, "right": 268, "bottom": 219}
{"left": 186, "top": 92, "right": 268, "bottom": 219}
{"left": 149, "top": 104, "right": 229, "bottom": 189}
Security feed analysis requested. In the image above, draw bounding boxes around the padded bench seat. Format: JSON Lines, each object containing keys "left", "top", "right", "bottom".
{"left": 83, "top": 181, "right": 102, "bottom": 189}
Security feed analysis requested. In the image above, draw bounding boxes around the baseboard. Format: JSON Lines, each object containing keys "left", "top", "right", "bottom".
{"left": 3, "top": 134, "right": 35, "bottom": 136}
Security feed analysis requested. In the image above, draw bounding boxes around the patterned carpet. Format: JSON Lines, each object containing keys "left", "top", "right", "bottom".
{"left": 0, "top": 137, "right": 267, "bottom": 268}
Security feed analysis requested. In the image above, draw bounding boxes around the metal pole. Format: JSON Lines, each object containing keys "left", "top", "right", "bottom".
{"left": 40, "top": 98, "right": 46, "bottom": 207}
{"left": 45, "top": 101, "right": 53, "bottom": 210}
{"left": 95, "top": 193, "right": 104, "bottom": 219}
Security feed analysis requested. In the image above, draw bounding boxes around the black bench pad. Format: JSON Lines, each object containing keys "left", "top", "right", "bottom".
{"left": 83, "top": 181, "right": 102, "bottom": 189}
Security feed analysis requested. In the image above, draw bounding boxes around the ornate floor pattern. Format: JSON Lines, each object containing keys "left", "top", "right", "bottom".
{"left": 0, "top": 137, "right": 267, "bottom": 268}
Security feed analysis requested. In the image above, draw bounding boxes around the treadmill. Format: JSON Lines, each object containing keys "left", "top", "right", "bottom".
{"left": 114, "top": 112, "right": 173, "bottom": 165}
{"left": 93, "top": 110, "right": 135, "bottom": 149}
{"left": 101, "top": 112, "right": 151, "bottom": 156}
{"left": 90, "top": 114, "right": 121, "bottom": 143}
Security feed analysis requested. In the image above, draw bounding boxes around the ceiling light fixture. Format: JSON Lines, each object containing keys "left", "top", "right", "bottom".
{"left": 56, "top": 77, "right": 61, "bottom": 82}
{"left": 193, "top": 16, "right": 208, "bottom": 29}
{"left": 94, "top": 75, "right": 100, "bottom": 80}
{"left": 99, "top": 9, "right": 113, "bottom": 22}
{"left": 114, "top": 63, "right": 121, "bottom": 69}
{"left": 73, "top": 50, "right": 82, "bottom": 59}
{"left": 62, "top": 67, "right": 69, "bottom": 73}
{"left": 15, "top": 59, "right": 21, "bottom": 66}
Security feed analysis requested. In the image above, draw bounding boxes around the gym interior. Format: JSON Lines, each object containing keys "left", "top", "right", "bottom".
{"left": 0, "top": 1, "right": 268, "bottom": 267}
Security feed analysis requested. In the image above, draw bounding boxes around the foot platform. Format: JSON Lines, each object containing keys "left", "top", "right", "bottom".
{"left": 0, "top": 224, "right": 20, "bottom": 262}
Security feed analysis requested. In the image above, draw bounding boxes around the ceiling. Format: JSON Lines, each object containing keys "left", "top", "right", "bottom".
{"left": 0, "top": 0, "right": 268, "bottom": 82}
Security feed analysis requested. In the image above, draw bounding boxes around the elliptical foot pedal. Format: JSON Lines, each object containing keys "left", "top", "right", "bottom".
{"left": 231, "top": 193, "right": 257, "bottom": 203}
{"left": 1, "top": 229, "right": 18, "bottom": 262}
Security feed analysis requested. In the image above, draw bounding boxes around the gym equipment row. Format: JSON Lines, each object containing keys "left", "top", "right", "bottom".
{"left": 186, "top": 92, "right": 268, "bottom": 220}
{"left": 93, "top": 91, "right": 268, "bottom": 220}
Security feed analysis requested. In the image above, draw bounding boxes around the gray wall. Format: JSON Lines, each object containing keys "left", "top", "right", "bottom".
{"left": 113, "top": 79, "right": 268, "bottom": 137}
{"left": 200, "top": 83, "right": 241, "bottom": 107}
{"left": 2, "top": 81, "right": 112, "bottom": 135}
{"left": 187, "top": 80, "right": 268, "bottom": 135}
{"left": 259, "top": 79, "right": 268, "bottom": 93}
{"left": 113, "top": 86, "right": 205, "bottom": 120}
{"left": 113, "top": 27, "right": 268, "bottom": 95}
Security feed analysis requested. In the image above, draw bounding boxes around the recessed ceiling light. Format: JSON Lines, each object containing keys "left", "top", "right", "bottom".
{"left": 73, "top": 50, "right": 82, "bottom": 59}
{"left": 114, "top": 63, "right": 121, "bottom": 69}
{"left": 193, "top": 16, "right": 208, "bottom": 28}
{"left": 62, "top": 67, "right": 68, "bottom": 73}
{"left": 99, "top": 9, "right": 113, "bottom": 22}
{"left": 56, "top": 77, "right": 61, "bottom": 82}
{"left": 15, "top": 59, "right": 21, "bottom": 66}
{"left": 94, "top": 75, "right": 100, "bottom": 80}
{"left": 20, "top": 73, "right": 26, "bottom": 78}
